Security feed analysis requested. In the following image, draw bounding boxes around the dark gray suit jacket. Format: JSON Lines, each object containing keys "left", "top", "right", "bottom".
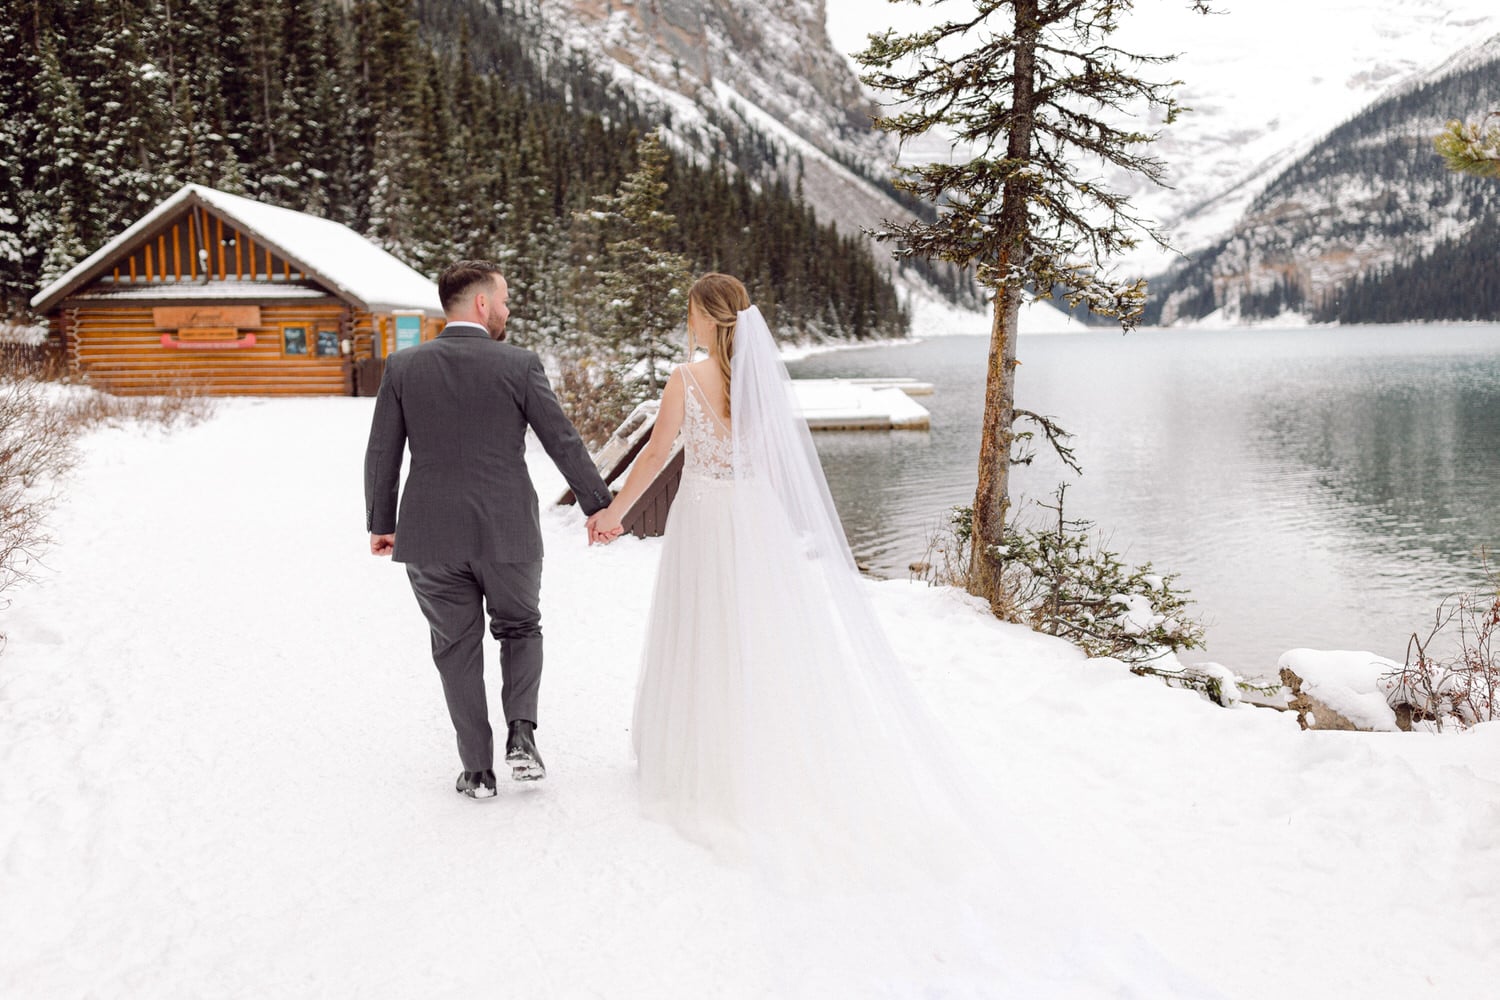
{"left": 363, "top": 324, "right": 613, "bottom": 564}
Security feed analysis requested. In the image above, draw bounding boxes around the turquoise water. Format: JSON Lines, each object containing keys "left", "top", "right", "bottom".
{"left": 789, "top": 323, "right": 1500, "bottom": 674}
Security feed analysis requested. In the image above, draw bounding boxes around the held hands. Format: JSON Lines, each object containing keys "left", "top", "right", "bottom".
{"left": 370, "top": 533, "right": 395, "bottom": 557}
{"left": 586, "top": 508, "right": 624, "bottom": 546}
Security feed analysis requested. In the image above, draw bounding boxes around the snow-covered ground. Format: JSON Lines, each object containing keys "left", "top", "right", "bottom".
{"left": 906, "top": 289, "right": 1082, "bottom": 338}
{"left": 2, "top": 399, "right": 1498, "bottom": 997}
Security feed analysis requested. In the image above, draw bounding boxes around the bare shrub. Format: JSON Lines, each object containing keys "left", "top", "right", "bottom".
{"left": 0, "top": 378, "right": 77, "bottom": 650}
{"left": 1382, "top": 557, "right": 1500, "bottom": 731}
{"left": 0, "top": 368, "right": 213, "bottom": 654}
{"left": 0, "top": 339, "right": 68, "bottom": 382}
{"left": 552, "top": 353, "right": 637, "bottom": 450}
{"left": 54, "top": 383, "right": 215, "bottom": 433}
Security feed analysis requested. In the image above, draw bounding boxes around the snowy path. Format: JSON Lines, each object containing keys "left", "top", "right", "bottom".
{"left": 1, "top": 399, "right": 1496, "bottom": 997}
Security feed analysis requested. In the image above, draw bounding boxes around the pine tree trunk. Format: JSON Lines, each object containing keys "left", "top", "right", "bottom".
{"left": 966, "top": 0, "right": 1038, "bottom": 611}
{"left": 968, "top": 284, "right": 1021, "bottom": 608}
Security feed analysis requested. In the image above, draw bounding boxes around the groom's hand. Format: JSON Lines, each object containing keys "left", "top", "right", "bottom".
{"left": 370, "top": 533, "right": 395, "bottom": 556}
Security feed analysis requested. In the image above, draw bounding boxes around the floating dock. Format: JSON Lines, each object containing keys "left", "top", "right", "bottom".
{"left": 791, "top": 378, "right": 933, "bottom": 430}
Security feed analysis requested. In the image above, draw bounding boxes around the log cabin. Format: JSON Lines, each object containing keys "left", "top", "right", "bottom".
{"left": 29, "top": 184, "right": 444, "bottom": 396}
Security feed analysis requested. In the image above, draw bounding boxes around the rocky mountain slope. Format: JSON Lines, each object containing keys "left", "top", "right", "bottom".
{"left": 536, "top": 1, "right": 916, "bottom": 255}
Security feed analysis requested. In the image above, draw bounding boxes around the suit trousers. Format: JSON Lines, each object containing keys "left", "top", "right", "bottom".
{"left": 405, "top": 560, "right": 545, "bottom": 771}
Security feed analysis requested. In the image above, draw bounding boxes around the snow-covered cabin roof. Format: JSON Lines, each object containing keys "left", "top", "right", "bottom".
{"left": 31, "top": 184, "right": 441, "bottom": 316}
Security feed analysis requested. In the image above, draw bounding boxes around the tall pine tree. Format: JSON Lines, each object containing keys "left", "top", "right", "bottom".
{"left": 857, "top": 0, "right": 1210, "bottom": 609}
{"left": 582, "top": 130, "right": 693, "bottom": 400}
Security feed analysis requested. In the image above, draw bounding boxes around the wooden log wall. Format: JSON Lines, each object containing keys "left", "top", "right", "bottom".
{"left": 71, "top": 302, "right": 353, "bottom": 396}
{"left": 350, "top": 311, "right": 378, "bottom": 360}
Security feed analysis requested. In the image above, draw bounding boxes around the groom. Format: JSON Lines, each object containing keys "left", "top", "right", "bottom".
{"left": 365, "top": 260, "right": 616, "bottom": 799}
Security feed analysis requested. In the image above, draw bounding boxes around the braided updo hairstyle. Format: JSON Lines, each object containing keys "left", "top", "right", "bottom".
{"left": 687, "top": 273, "right": 751, "bottom": 417}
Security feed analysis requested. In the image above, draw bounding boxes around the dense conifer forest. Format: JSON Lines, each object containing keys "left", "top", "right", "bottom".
{"left": 1316, "top": 213, "right": 1500, "bottom": 323}
{"left": 0, "top": 0, "right": 909, "bottom": 342}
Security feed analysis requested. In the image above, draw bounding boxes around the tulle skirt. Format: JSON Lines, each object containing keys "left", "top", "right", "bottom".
{"left": 631, "top": 470, "right": 988, "bottom": 884}
{"left": 632, "top": 472, "right": 748, "bottom": 855}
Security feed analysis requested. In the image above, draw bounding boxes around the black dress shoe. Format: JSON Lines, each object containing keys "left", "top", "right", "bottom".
{"left": 504, "top": 720, "right": 546, "bottom": 781}
{"left": 455, "top": 768, "right": 497, "bottom": 799}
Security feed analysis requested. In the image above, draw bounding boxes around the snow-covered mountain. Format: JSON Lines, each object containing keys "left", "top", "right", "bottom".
{"left": 1143, "top": 31, "right": 1500, "bottom": 325}
{"left": 537, "top": 0, "right": 912, "bottom": 246}
{"left": 1105, "top": 0, "right": 1500, "bottom": 273}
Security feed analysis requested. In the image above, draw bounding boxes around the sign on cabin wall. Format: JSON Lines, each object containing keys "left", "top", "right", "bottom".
{"left": 394, "top": 314, "right": 422, "bottom": 351}
{"left": 152, "top": 306, "right": 262, "bottom": 330}
{"left": 177, "top": 327, "right": 240, "bottom": 342}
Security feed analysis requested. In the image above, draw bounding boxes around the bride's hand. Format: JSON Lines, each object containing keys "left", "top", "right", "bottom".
{"left": 588, "top": 507, "right": 624, "bottom": 545}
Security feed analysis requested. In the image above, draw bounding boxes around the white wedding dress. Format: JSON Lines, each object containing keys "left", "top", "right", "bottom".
{"left": 631, "top": 309, "right": 1009, "bottom": 885}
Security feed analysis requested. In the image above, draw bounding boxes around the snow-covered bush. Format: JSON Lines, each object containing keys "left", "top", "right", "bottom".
{"left": 933, "top": 486, "right": 1206, "bottom": 666}
{"left": 1380, "top": 566, "right": 1500, "bottom": 731}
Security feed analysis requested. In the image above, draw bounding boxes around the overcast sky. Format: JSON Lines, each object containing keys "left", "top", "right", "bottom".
{"left": 823, "top": 0, "right": 978, "bottom": 63}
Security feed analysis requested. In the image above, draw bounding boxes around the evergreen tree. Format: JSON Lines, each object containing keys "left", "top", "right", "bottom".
{"left": 856, "top": 0, "right": 1210, "bottom": 609}
{"left": 1436, "top": 112, "right": 1500, "bottom": 179}
{"left": 359, "top": 0, "right": 424, "bottom": 253}
{"left": 582, "top": 130, "right": 693, "bottom": 399}
{"left": 0, "top": 1, "right": 43, "bottom": 315}
{"left": 31, "top": 37, "right": 95, "bottom": 284}
{"left": 159, "top": 0, "right": 245, "bottom": 190}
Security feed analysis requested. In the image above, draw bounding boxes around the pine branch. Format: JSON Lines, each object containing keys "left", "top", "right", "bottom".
{"left": 1013, "top": 407, "right": 1082, "bottom": 473}
{"left": 1435, "top": 113, "right": 1500, "bottom": 180}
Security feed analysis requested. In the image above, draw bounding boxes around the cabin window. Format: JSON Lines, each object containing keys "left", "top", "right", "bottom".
{"left": 314, "top": 327, "right": 341, "bottom": 357}
{"left": 282, "top": 325, "right": 309, "bottom": 356}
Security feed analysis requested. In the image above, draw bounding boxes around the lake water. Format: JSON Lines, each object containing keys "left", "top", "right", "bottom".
{"left": 787, "top": 323, "right": 1500, "bottom": 676}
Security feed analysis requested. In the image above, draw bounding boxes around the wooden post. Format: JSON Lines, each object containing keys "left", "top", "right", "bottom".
{"left": 157, "top": 235, "right": 167, "bottom": 280}
{"left": 172, "top": 226, "right": 181, "bottom": 280}
{"left": 248, "top": 236, "right": 257, "bottom": 279}
{"left": 145, "top": 244, "right": 154, "bottom": 281}
{"left": 188, "top": 217, "right": 197, "bottom": 279}
{"left": 217, "top": 217, "right": 226, "bottom": 279}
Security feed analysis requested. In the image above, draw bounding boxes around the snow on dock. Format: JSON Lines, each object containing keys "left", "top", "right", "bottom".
{"left": 791, "top": 378, "right": 932, "bottom": 430}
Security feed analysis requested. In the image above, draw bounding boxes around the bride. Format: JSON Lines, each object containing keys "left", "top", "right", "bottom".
{"left": 588, "top": 273, "right": 998, "bottom": 879}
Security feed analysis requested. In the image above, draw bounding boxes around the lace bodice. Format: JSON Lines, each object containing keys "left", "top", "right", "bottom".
{"left": 680, "top": 367, "right": 733, "bottom": 481}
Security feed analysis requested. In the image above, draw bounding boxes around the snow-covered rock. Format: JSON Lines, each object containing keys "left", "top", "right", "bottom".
{"left": 1278, "top": 647, "right": 1404, "bottom": 732}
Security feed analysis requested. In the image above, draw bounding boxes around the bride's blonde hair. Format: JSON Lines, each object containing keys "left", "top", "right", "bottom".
{"left": 687, "top": 273, "right": 750, "bottom": 416}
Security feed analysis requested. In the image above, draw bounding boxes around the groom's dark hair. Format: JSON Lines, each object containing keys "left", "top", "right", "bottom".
{"left": 438, "top": 260, "right": 505, "bottom": 315}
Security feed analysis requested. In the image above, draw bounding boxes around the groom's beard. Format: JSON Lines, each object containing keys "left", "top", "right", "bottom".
{"left": 486, "top": 316, "right": 508, "bottom": 341}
